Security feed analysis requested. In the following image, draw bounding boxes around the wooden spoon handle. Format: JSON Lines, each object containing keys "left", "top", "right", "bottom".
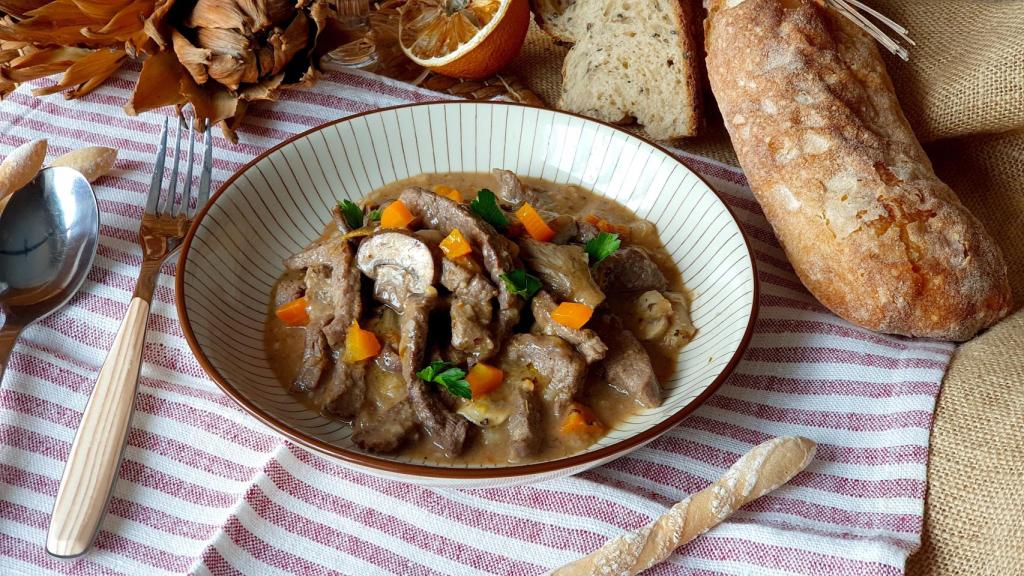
{"left": 46, "top": 296, "right": 150, "bottom": 558}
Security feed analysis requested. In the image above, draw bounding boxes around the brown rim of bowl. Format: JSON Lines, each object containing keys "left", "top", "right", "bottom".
{"left": 175, "top": 100, "right": 760, "bottom": 479}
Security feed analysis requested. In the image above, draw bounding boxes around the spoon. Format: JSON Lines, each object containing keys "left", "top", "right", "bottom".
{"left": 0, "top": 166, "right": 99, "bottom": 381}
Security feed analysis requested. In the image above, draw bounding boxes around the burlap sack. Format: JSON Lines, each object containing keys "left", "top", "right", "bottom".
{"left": 502, "top": 2, "right": 1024, "bottom": 573}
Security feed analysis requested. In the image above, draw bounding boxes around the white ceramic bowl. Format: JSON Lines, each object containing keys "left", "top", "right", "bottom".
{"left": 176, "top": 102, "right": 757, "bottom": 488}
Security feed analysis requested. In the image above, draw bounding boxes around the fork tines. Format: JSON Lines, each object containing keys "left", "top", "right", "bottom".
{"left": 146, "top": 115, "right": 214, "bottom": 219}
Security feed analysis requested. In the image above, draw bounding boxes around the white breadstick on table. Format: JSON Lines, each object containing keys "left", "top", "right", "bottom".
{"left": 551, "top": 436, "right": 817, "bottom": 576}
{"left": 49, "top": 146, "right": 118, "bottom": 183}
{"left": 0, "top": 138, "right": 47, "bottom": 201}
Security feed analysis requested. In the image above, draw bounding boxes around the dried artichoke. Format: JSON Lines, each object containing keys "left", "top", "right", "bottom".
{"left": 0, "top": 0, "right": 345, "bottom": 141}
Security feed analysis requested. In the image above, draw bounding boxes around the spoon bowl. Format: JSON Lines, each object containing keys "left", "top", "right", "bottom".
{"left": 0, "top": 166, "right": 99, "bottom": 379}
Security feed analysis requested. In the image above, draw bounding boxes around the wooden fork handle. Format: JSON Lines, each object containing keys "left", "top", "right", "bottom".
{"left": 0, "top": 320, "right": 24, "bottom": 382}
{"left": 47, "top": 296, "right": 150, "bottom": 558}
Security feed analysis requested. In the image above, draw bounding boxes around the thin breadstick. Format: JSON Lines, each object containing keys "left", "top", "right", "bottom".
{"left": 552, "top": 436, "right": 817, "bottom": 576}
{"left": 0, "top": 138, "right": 46, "bottom": 199}
{"left": 50, "top": 146, "right": 118, "bottom": 183}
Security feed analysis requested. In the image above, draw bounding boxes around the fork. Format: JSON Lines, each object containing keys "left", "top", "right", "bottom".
{"left": 46, "top": 116, "right": 214, "bottom": 558}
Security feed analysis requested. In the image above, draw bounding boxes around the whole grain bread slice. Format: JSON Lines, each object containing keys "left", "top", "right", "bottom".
{"left": 531, "top": 0, "right": 579, "bottom": 42}
{"left": 533, "top": 0, "right": 702, "bottom": 140}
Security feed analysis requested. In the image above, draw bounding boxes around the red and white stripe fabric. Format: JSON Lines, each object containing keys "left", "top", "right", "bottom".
{"left": 0, "top": 63, "right": 953, "bottom": 575}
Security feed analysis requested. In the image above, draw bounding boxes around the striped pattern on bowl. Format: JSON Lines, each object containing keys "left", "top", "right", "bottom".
{"left": 177, "top": 102, "right": 756, "bottom": 486}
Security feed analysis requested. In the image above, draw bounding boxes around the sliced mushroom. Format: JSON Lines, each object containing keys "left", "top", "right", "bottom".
{"left": 517, "top": 238, "right": 605, "bottom": 308}
{"left": 634, "top": 290, "right": 674, "bottom": 341}
{"left": 456, "top": 394, "right": 513, "bottom": 427}
{"left": 662, "top": 291, "right": 697, "bottom": 348}
{"left": 356, "top": 230, "right": 438, "bottom": 312}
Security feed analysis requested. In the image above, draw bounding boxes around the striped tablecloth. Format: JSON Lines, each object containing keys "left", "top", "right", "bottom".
{"left": 0, "top": 64, "right": 954, "bottom": 576}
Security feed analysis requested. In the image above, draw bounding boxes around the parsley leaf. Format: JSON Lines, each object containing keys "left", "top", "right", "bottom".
{"left": 416, "top": 360, "right": 471, "bottom": 399}
{"left": 500, "top": 269, "right": 543, "bottom": 300}
{"left": 470, "top": 189, "right": 509, "bottom": 230}
{"left": 585, "top": 232, "right": 621, "bottom": 265}
{"left": 367, "top": 207, "right": 382, "bottom": 222}
{"left": 338, "top": 199, "right": 364, "bottom": 229}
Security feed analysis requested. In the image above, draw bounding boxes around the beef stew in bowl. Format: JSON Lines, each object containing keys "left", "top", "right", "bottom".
{"left": 266, "top": 170, "right": 696, "bottom": 465}
{"left": 177, "top": 101, "right": 757, "bottom": 486}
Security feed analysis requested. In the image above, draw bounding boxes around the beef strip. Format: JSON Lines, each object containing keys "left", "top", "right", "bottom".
{"left": 592, "top": 246, "right": 669, "bottom": 293}
{"left": 301, "top": 254, "right": 366, "bottom": 412}
{"left": 321, "top": 239, "right": 364, "bottom": 347}
{"left": 281, "top": 235, "right": 364, "bottom": 346}
{"left": 287, "top": 238, "right": 367, "bottom": 412}
{"left": 352, "top": 399, "right": 419, "bottom": 453}
{"left": 399, "top": 292, "right": 469, "bottom": 456}
{"left": 598, "top": 314, "right": 662, "bottom": 408}
{"left": 292, "top": 264, "right": 333, "bottom": 392}
{"left": 284, "top": 236, "right": 337, "bottom": 271}
{"left": 531, "top": 291, "right": 607, "bottom": 364}
{"left": 492, "top": 168, "right": 540, "bottom": 207}
{"left": 293, "top": 317, "right": 330, "bottom": 392}
{"left": 507, "top": 379, "right": 542, "bottom": 461}
{"left": 442, "top": 259, "right": 499, "bottom": 361}
{"left": 503, "top": 333, "right": 586, "bottom": 415}
{"left": 310, "top": 359, "right": 367, "bottom": 418}
{"left": 399, "top": 187, "right": 523, "bottom": 344}
{"left": 273, "top": 277, "right": 304, "bottom": 308}
{"left": 450, "top": 299, "right": 497, "bottom": 360}
{"left": 398, "top": 293, "right": 434, "bottom": 391}
{"left": 440, "top": 257, "right": 481, "bottom": 293}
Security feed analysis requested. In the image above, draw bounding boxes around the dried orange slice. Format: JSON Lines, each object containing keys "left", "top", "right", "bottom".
{"left": 399, "top": 0, "right": 530, "bottom": 79}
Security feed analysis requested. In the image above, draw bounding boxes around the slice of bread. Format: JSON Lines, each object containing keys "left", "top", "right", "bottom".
{"left": 531, "top": 0, "right": 580, "bottom": 42}
{"left": 532, "top": 0, "right": 702, "bottom": 140}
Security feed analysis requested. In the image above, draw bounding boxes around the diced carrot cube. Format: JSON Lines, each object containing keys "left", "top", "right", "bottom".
{"left": 466, "top": 362, "right": 504, "bottom": 398}
{"left": 381, "top": 199, "right": 415, "bottom": 229}
{"left": 550, "top": 302, "right": 594, "bottom": 330}
{"left": 515, "top": 203, "right": 555, "bottom": 242}
{"left": 432, "top": 185, "right": 463, "bottom": 203}
{"left": 274, "top": 297, "right": 309, "bottom": 326}
{"left": 440, "top": 228, "right": 473, "bottom": 259}
{"left": 343, "top": 321, "right": 382, "bottom": 363}
{"left": 560, "top": 403, "right": 605, "bottom": 436}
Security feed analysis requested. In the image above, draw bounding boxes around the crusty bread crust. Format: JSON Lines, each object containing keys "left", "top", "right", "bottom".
{"left": 705, "top": 0, "right": 1011, "bottom": 340}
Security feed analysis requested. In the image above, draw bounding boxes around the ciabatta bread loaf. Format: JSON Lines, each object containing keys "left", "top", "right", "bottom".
{"left": 705, "top": 0, "right": 1012, "bottom": 340}
{"left": 533, "top": 0, "right": 702, "bottom": 140}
